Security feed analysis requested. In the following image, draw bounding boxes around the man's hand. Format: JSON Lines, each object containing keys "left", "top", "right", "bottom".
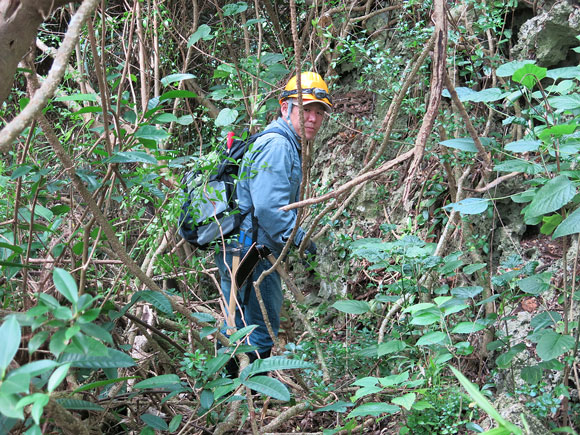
{"left": 303, "top": 239, "right": 317, "bottom": 259}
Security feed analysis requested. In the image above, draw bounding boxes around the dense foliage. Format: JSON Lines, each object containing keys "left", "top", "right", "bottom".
{"left": 0, "top": 0, "right": 579, "bottom": 434}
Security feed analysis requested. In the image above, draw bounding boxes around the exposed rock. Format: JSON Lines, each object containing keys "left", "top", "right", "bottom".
{"left": 479, "top": 393, "right": 552, "bottom": 434}
{"left": 513, "top": 1, "right": 580, "bottom": 66}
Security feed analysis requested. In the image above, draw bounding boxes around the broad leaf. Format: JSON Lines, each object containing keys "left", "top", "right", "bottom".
{"left": 554, "top": 207, "right": 580, "bottom": 238}
{"left": 141, "top": 413, "right": 168, "bottom": 430}
{"left": 347, "top": 402, "right": 400, "bottom": 418}
{"left": 135, "top": 125, "right": 170, "bottom": 143}
{"left": 392, "top": 392, "right": 416, "bottom": 411}
{"left": 451, "top": 286, "right": 483, "bottom": 299}
{"left": 215, "top": 108, "right": 238, "bottom": 127}
{"left": 241, "top": 376, "right": 290, "bottom": 401}
{"left": 314, "top": 401, "right": 354, "bottom": 413}
{"left": 505, "top": 139, "right": 541, "bottom": 153}
{"left": 47, "top": 363, "right": 71, "bottom": 393}
{"left": 332, "top": 300, "right": 371, "bottom": 315}
{"left": 136, "top": 290, "right": 173, "bottom": 315}
{"left": 377, "top": 340, "right": 406, "bottom": 356}
{"left": 525, "top": 175, "right": 575, "bottom": 219}
{"left": 496, "top": 60, "right": 535, "bottom": 77}
{"left": 53, "top": 268, "right": 78, "bottom": 305}
{"left": 241, "top": 356, "right": 315, "bottom": 379}
{"left": 445, "top": 198, "right": 489, "bottom": 215}
{"left": 416, "top": 331, "right": 447, "bottom": 346}
{"left": 536, "top": 331, "right": 574, "bottom": 361}
{"left": 56, "top": 398, "right": 104, "bottom": 411}
{"left": 134, "top": 374, "right": 181, "bottom": 390}
{"left": 512, "top": 64, "right": 547, "bottom": 89}
{"left": 452, "top": 322, "right": 486, "bottom": 334}
{"left": 187, "top": 24, "right": 212, "bottom": 46}
{"left": 520, "top": 365, "right": 543, "bottom": 384}
{"left": 59, "top": 349, "right": 135, "bottom": 368}
{"left": 439, "top": 138, "right": 478, "bottom": 152}
{"left": 0, "top": 317, "right": 21, "bottom": 374}
{"left": 160, "top": 73, "right": 195, "bottom": 87}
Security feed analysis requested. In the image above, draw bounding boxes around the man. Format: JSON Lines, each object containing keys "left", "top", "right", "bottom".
{"left": 216, "top": 71, "right": 332, "bottom": 367}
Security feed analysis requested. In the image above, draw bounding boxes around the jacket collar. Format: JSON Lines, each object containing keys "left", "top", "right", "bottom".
{"left": 270, "top": 117, "right": 301, "bottom": 151}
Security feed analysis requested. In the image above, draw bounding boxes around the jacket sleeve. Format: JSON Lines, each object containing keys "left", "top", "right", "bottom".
{"left": 248, "top": 135, "right": 306, "bottom": 252}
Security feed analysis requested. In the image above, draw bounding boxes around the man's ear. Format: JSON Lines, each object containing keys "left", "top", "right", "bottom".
{"left": 280, "top": 101, "right": 289, "bottom": 118}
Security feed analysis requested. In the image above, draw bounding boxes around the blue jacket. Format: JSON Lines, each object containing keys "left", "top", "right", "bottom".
{"left": 237, "top": 117, "right": 306, "bottom": 256}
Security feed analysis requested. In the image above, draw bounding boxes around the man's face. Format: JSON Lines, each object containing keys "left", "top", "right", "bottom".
{"left": 282, "top": 100, "right": 326, "bottom": 141}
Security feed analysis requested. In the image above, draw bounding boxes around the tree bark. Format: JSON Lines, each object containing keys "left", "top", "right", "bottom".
{"left": 0, "top": 0, "right": 72, "bottom": 105}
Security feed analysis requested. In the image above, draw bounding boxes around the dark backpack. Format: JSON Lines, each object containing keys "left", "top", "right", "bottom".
{"left": 177, "top": 127, "right": 291, "bottom": 249}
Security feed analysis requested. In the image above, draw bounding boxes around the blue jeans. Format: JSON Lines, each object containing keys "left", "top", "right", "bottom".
{"left": 215, "top": 249, "right": 282, "bottom": 353}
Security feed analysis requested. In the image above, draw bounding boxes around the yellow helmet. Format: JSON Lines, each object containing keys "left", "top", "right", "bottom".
{"left": 279, "top": 71, "right": 332, "bottom": 112}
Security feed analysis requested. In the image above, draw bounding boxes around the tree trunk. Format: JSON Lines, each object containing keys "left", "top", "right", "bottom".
{"left": 0, "top": 0, "right": 72, "bottom": 105}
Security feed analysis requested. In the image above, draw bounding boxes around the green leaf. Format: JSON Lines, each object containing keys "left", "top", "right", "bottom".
{"left": 392, "top": 393, "right": 416, "bottom": 411}
{"left": 0, "top": 317, "right": 21, "bottom": 375}
{"left": 223, "top": 2, "right": 248, "bottom": 16}
{"left": 79, "top": 323, "right": 113, "bottom": 344}
{"left": 151, "top": 113, "right": 178, "bottom": 124}
{"left": 536, "top": 331, "right": 574, "bottom": 361}
{"left": 520, "top": 365, "right": 543, "bottom": 384}
{"left": 134, "top": 125, "right": 170, "bottom": 143}
{"left": 241, "top": 356, "right": 316, "bottom": 379}
{"left": 215, "top": 108, "right": 238, "bottom": 127}
{"left": 169, "top": 414, "right": 183, "bottom": 432}
{"left": 416, "top": 331, "right": 447, "bottom": 346}
{"left": 159, "top": 90, "right": 198, "bottom": 101}
{"left": 451, "top": 286, "right": 483, "bottom": 299}
{"left": 47, "top": 363, "right": 71, "bottom": 393}
{"left": 497, "top": 60, "right": 535, "bottom": 77}
{"left": 450, "top": 367, "right": 522, "bottom": 434}
{"left": 518, "top": 275, "right": 550, "bottom": 295}
{"left": 136, "top": 290, "right": 173, "bottom": 315}
{"left": 73, "top": 376, "right": 136, "bottom": 393}
{"left": 187, "top": 24, "right": 212, "bottom": 46}
{"left": 53, "top": 268, "right": 78, "bottom": 305}
{"left": 525, "top": 175, "right": 575, "bottom": 219}
{"left": 314, "top": 401, "right": 354, "bottom": 413}
{"left": 440, "top": 138, "right": 478, "bottom": 152}
{"left": 9, "top": 360, "right": 58, "bottom": 377}
{"left": 332, "top": 300, "right": 371, "bottom": 315}
{"left": 241, "top": 376, "right": 290, "bottom": 401}
{"left": 513, "top": 64, "right": 547, "bottom": 89}
{"left": 445, "top": 198, "right": 489, "bottom": 215}
{"left": 347, "top": 402, "right": 400, "bottom": 418}
{"left": 377, "top": 340, "right": 406, "bottom": 356}
{"left": 379, "top": 371, "right": 409, "bottom": 387}
{"left": 541, "top": 214, "right": 562, "bottom": 235}
{"left": 403, "top": 303, "right": 435, "bottom": 314}
{"left": 141, "top": 413, "right": 168, "bottom": 430}
{"left": 452, "top": 321, "right": 486, "bottom": 334}
{"left": 229, "top": 325, "right": 258, "bottom": 343}
{"left": 538, "top": 123, "right": 578, "bottom": 141}
{"left": 549, "top": 95, "right": 580, "bottom": 111}
{"left": 56, "top": 398, "right": 104, "bottom": 411}
{"left": 530, "top": 311, "right": 561, "bottom": 331}
{"left": 59, "top": 349, "right": 135, "bottom": 368}
{"left": 54, "top": 93, "right": 98, "bottom": 102}
{"left": 496, "top": 343, "right": 526, "bottom": 369}
{"left": 463, "top": 263, "right": 487, "bottom": 274}
{"left": 200, "top": 389, "right": 214, "bottom": 409}
{"left": 134, "top": 374, "right": 181, "bottom": 390}
{"left": 505, "top": 139, "right": 541, "bottom": 153}
{"left": 0, "top": 372, "right": 30, "bottom": 395}
{"left": 160, "top": 73, "right": 195, "bottom": 87}
{"left": 204, "top": 353, "right": 230, "bottom": 375}
{"left": 546, "top": 66, "right": 580, "bottom": 80}
{"left": 554, "top": 207, "right": 580, "bottom": 238}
